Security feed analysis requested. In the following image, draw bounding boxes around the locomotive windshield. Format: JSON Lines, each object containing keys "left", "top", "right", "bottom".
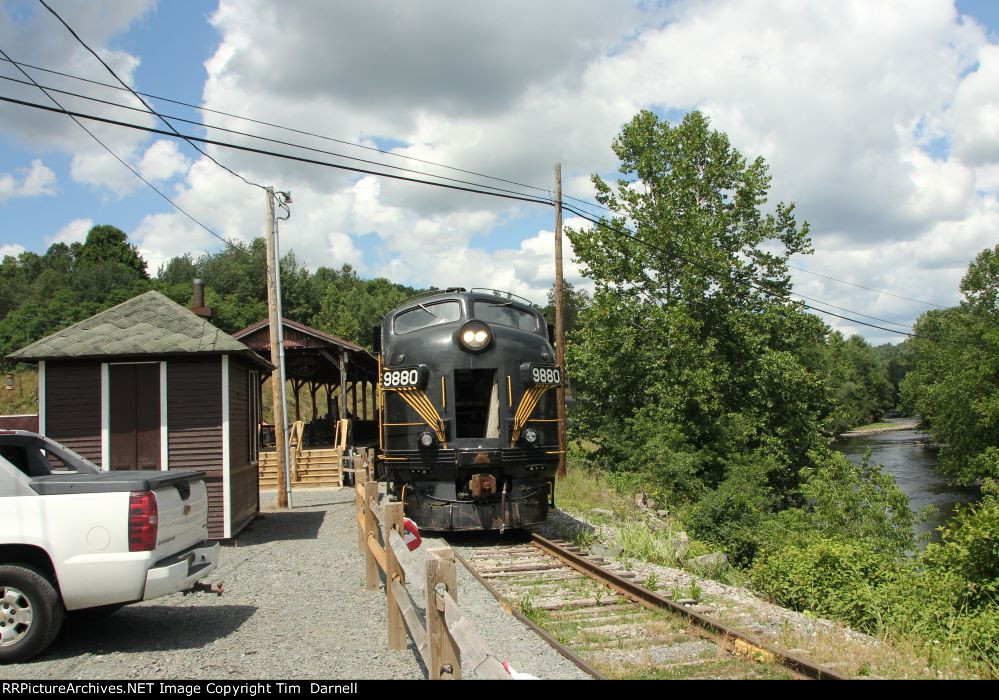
{"left": 473, "top": 300, "right": 538, "bottom": 332}
{"left": 393, "top": 300, "right": 462, "bottom": 334}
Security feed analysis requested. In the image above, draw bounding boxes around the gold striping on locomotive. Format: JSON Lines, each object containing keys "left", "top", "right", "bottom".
{"left": 387, "top": 386, "right": 447, "bottom": 442}
{"left": 511, "top": 383, "right": 556, "bottom": 444}
{"left": 441, "top": 376, "right": 447, "bottom": 410}
{"left": 507, "top": 374, "right": 513, "bottom": 408}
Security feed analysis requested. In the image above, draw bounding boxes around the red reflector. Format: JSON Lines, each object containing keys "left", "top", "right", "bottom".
{"left": 128, "top": 490, "right": 158, "bottom": 552}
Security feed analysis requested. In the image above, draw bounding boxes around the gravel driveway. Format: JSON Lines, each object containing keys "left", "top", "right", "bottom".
{"left": 0, "top": 488, "right": 589, "bottom": 680}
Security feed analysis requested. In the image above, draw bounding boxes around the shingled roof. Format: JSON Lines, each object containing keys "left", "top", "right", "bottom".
{"left": 6, "top": 290, "right": 272, "bottom": 367}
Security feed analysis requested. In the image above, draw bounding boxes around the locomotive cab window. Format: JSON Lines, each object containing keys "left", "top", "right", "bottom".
{"left": 393, "top": 301, "right": 462, "bottom": 335}
{"left": 473, "top": 300, "right": 538, "bottom": 332}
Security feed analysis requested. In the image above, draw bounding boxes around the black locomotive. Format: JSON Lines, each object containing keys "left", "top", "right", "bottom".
{"left": 374, "top": 287, "right": 562, "bottom": 531}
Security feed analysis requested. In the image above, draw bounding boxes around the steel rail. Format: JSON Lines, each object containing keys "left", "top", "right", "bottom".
{"left": 528, "top": 533, "right": 847, "bottom": 680}
{"left": 453, "top": 548, "right": 607, "bottom": 680}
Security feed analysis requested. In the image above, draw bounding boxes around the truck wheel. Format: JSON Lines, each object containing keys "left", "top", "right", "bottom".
{"left": 0, "top": 565, "right": 64, "bottom": 664}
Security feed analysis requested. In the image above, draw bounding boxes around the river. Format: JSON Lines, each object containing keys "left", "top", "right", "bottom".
{"left": 834, "top": 421, "right": 979, "bottom": 543}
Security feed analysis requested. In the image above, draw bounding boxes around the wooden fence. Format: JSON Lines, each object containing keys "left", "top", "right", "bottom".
{"left": 353, "top": 467, "right": 511, "bottom": 680}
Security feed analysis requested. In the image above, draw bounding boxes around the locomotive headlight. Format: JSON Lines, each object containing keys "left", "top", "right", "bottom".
{"left": 418, "top": 430, "right": 436, "bottom": 448}
{"left": 522, "top": 427, "right": 539, "bottom": 445}
{"left": 457, "top": 321, "right": 492, "bottom": 352}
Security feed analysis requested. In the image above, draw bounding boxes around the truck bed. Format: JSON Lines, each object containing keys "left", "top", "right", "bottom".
{"left": 29, "top": 469, "right": 204, "bottom": 495}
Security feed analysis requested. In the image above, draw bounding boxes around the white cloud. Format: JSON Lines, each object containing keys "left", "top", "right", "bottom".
{"left": 46, "top": 218, "right": 93, "bottom": 246}
{"left": 138, "top": 140, "right": 190, "bottom": 182}
{"left": 949, "top": 43, "right": 999, "bottom": 166}
{"left": 0, "top": 160, "right": 57, "bottom": 202}
{"left": 0, "top": 243, "right": 26, "bottom": 258}
{"left": 6, "top": 0, "right": 999, "bottom": 346}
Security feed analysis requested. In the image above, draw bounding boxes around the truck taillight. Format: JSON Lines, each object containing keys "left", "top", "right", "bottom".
{"left": 129, "top": 490, "right": 158, "bottom": 552}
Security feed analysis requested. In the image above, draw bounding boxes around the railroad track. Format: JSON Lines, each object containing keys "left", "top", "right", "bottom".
{"left": 452, "top": 532, "right": 847, "bottom": 680}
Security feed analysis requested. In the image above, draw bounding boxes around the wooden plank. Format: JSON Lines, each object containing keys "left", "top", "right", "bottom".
{"left": 389, "top": 530, "right": 424, "bottom": 593}
{"left": 391, "top": 579, "right": 429, "bottom": 663}
{"left": 442, "top": 593, "right": 510, "bottom": 681}
{"left": 366, "top": 533, "right": 387, "bottom": 574}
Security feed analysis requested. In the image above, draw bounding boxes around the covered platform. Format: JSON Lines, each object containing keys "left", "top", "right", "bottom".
{"left": 233, "top": 318, "right": 379, "bottom": 489}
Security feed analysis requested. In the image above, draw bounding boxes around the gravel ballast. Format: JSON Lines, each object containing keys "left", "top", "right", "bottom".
{"left": 0, "top": 488, "right": 589, "bottom": 680}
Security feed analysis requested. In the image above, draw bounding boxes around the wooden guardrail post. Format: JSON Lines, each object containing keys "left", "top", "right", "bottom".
{"left": 385, "top": 502, "right": 406, "bottom": 651}
{"left": 426, "top": 547, "right": 461, "bottom": 680}
{"left": 364, "top": 481, "right": 378, "bottom": 590}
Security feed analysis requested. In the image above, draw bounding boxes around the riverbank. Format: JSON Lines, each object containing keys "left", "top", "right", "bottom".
{"left": 837, "top": 418, "right": 919, "bottom": 439}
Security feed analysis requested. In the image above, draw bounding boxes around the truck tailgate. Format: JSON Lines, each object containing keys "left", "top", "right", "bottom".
{"left": 151, "top": 476, "right": 210, "bottom": 556}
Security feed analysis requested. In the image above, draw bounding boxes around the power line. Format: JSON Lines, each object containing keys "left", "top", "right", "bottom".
{"left": 0, "top": 53, "right": 615, "bottom": 213}
{"left": 787, "top": 262, "right": 946, "bottom": 308}
{"left": 0, "top": 54, "right": 946, "bottom": 310}
{"left": 0, "top": 73, "right": 560, "bottom": 203}
{"left": 0, "top": 48, "right": 232, "bottom": 251}
{"left": 561, "top": 202, "right": 916, "bottom": 338}
{"left": 0, "top": 91, "right": 931, "bottom": 339}
{"left": 37, "top": 0, "right": 264, "bottom": 192}
{"left": 0, "top": 93, "right": 556, "bottom": 207}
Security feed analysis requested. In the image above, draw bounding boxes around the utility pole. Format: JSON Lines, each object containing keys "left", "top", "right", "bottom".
{"left": 265, "top": 187, "right": 290, "bottom": 508}
{"left": 554, "top": 164, "right": 567, "bottom": 479}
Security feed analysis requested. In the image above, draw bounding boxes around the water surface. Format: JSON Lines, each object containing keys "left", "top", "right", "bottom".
{"left": 834, "top": 424, "right": 978, "bottom": 543}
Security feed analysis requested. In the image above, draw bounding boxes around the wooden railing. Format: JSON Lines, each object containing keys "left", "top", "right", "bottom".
{"left": 353, "top": 468, "right": 510, "bottom": 680}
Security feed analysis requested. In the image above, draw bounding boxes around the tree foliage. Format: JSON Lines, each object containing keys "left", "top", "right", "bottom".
{"left": 566, "top": 110, "right": 828, "bottom": 506}
{"left": 0, "top": 225, "right": 151, "bottom": 356}
{"left": 902, "top": 245, "right": 999, "bottom": 483}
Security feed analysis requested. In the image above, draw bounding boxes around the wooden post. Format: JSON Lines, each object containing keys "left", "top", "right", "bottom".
{"left": 339, "top": 350, "right": 348, "bottom": 421}
{"left": 364, "top": 481, "right": 378, "bottom": 590}
{"left": 385, "top": 502, "right": 406, "bottom": 651}
{"left": 264, "top": 189, "right": 289, "bottom": 508}
{"left": 426, "top": 547, "right": 461, "bottom": 680}
{"left": 361, "top": 379, "right": 368, "bottom": 420}
{"left": 352, "top": 381, "right": 358, "bottom": 419}
{"left": 554, "top": 164, "right": 568, "bottom": 479}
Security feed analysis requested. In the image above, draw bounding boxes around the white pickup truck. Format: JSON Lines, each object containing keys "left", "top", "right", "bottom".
{"left": 0, "top": 430, "right": 220, "bottom": 663}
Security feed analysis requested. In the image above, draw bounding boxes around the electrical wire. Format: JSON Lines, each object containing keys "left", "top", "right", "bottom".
{"left": 0, "top": 53, "right": 947, "bottom": 309}
{"left": 561, "top": 202, "right": 916, "bottom": 338}
{"left": 0, "top": 93, "right": 557, "bottom": 208}
{"left": 0, "top": 48, "right": 233, "bottom": 250}
{"left": 0, "top": 91, "right": 932, "bottom": 339}
{"left": 37, "top": 0, "right": 265, "bottom": 192}
{"left": 0, "top": 73, "right": 560, "bottom": 203}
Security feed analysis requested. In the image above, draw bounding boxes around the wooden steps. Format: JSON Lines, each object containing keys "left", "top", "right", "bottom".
{"left": 259, "top": 447, "right": 342, "bottom": 489}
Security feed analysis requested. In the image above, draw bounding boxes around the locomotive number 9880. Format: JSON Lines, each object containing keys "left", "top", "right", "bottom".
{"left": 374, "top": 288, "right": 562, "bottom": 531}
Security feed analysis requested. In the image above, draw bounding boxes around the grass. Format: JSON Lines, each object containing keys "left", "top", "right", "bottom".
{"left": 0, "top": 368, "right": 38, "bottom": 416}
{"left": 617, "top": 522, "right": 680, "bottom": 566}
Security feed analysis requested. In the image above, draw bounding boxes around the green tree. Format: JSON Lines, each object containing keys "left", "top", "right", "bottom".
{"left": 566, "top": 110, "right": 828, "bottom": 508}
{"left": 902, "top": 245, "right": 999, "bottom": 483}
{"left": 824, "top": 332, "right": 894, "bottom": 433}
{"left": 77, "top": 224, "right": 148, "bottom": 279}
{"left": 541, "top": 280, "right": 590, "bottom": 338}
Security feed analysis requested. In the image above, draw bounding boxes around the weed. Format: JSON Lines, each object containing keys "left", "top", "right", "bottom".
{"left": 643, "top": 572, "right": 658, "bottom": 591}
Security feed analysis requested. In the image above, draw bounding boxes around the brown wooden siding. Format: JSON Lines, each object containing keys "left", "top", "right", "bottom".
{"left": 0, "top": 415, "right": 38, "bottom": 431}
{"left": 46, "top": 362, "right": 101, "bottom": 464}
{"left": 167, "top": 358, "right": 224, "bottom": 538}
{"left": 228, "top": 360, "right": 258, "bottom": 537}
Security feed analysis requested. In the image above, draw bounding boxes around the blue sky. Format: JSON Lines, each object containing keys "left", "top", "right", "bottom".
{"left": 2, "top": 0, "right": 999, "bottom": 343}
